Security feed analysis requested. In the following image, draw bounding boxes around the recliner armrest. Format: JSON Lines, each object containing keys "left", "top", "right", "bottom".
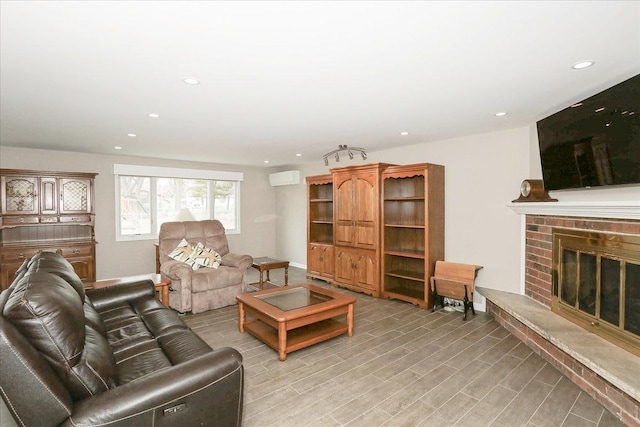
{"left": 62, "top": 347, "right": 244, "bottom": 427}
{"left": 161, "top": 260, "right": 194, "bottom": 281}
{"left": 221, "top": 253, "right": 253, "bottom": 270}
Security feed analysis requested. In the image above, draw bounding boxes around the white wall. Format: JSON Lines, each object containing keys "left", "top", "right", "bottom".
{"left": 0, "top": 146, "right": 277, "bottom": 279}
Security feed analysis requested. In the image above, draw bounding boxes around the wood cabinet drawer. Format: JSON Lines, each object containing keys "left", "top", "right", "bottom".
{"left": 39, "top": 216, "right": 59, "bottom": 223}
{"left": 1, "top": 216, "right": 40, "bottom": 225}
{"left": 57, "top": 245, "right": 94, "bottom": 257}
{"left": 59, "top": 215, "right": 92, "bottom": 223}
{"left": 0, "top": 247, "right": 41, "bottom": 261}
{"left": 0, "top": 245, "right": 93, "bottom": 261}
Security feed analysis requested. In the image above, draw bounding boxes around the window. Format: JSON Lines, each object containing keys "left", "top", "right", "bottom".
{"left": 115, "top": 165, "right": 242, "bottom": 241}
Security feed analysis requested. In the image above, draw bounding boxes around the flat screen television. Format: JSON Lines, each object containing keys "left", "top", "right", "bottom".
{"left": 537, "top": 73, "right": 640, "bottom": 191}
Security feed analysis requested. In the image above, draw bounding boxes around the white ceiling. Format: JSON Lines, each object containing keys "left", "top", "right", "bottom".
{"left": 1, "top": 1, "right": 639, "bottom": 167}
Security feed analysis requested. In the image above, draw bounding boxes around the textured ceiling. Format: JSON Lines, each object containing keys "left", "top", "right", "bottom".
{"left": 1, "top": 1, "right": 639, "bottom": 166}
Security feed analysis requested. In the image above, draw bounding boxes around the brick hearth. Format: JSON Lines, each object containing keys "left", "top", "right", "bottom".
{"left": 481, "top": 210, "right": 640, "bottom": 426}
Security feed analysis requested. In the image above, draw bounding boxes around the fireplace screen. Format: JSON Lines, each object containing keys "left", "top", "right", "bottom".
{"left": 553, "top": 229, "right": 640, "bottom": 355}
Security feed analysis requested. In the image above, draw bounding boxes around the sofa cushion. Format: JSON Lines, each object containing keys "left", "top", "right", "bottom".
{"left": 32, "top": 251, "right": 87, "bottom": 302}
{"left": 191, "top": 266, "right": 244, "bottom": 292}
{"left": 116, "top": 346, "right": 172, "bottom": 384}
{"left": 3, "top": 271, "right": 117, "bottom": 400}
{"left": 158, "top": 329, "right": 213, "bottom": 364}
{"left": 84, "top": 297, "right": 108, "bottom": 338}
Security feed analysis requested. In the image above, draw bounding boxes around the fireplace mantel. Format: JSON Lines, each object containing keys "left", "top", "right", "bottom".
{"left": 508, "top": 201, "right": 640, "bottom": 220}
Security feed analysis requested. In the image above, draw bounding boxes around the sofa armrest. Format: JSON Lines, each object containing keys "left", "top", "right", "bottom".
{"left": 221, "top": 253, "right": 253, "bottom": 270}
{"left": 86, "top": 280, "right": 156, "bottom": 311}
{"left": 62, "top": 347, "right": 244, "bottom": 427}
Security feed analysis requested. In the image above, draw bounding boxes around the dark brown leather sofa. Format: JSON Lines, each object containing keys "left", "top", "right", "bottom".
{"left": 0, "top": 252, "right": 243, "bottom": 427}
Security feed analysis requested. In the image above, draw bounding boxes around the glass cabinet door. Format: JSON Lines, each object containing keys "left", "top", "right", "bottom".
{"left": 59, "top": 178, "right": 92, "bottom": 214}
{"left": 1, "top": 176, "right": 39, "bottom": 215}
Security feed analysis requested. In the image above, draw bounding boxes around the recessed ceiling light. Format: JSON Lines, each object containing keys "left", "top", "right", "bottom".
{"left": 183, "top": 78, "right": 200, "bottom": 85}
{"left": 400, "top": 131, "right": 409, "bottom": 136}
{"left": 264, "top": 160, "right": 269, "bottom": 164}
{"left": 571, "top": 61, "right": 595, "bottom": 70}
{"left": 148, "top": 113, "right": 160, "bottom": 118}
{"left": 127, "top": 133, "right": 137, "bottom": 137}
{"left": 296, "top": 153, "right": 302, "bottom": 157}
{"left": 114, "top": 146, "right": 122, "bottom": 150}
{"left": 495, "top": 112, "right": 508, "bottom": 117}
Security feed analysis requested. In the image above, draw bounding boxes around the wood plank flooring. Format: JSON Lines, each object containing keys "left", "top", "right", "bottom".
{"left": 183, "top": 267, "right": 625, "bottom": 427}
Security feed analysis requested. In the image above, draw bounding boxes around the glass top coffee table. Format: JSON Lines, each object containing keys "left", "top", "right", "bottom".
{"left": 236, "top": 284, "right": 356, "bottom": 361}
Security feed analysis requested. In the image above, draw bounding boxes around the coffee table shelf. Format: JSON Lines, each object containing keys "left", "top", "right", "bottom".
{"left": 243, "top": 318, "right": 348, "bottom": 355}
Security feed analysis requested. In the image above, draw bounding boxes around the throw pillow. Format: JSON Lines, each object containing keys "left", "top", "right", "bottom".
{"left": 168, "top": 239, "right": 194, "bottom": 263}
{"left": 188, "top": 242, "right": 222, "bottom": 270}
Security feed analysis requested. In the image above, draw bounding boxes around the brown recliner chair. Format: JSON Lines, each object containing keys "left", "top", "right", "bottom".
{"left": 159, "top": 220, "right": 253, "bottom": 314}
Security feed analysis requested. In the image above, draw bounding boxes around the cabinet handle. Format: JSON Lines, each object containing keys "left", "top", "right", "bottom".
{"left": 19, "top": 218, "right": 25, "bottom": 223}
{"left": 56, "top": 249, "right": 62, "bottom": 255}
{"left": 72, "top": 249, "right": 80, "bottom": 254}
{"left": 17, "top": 253, "right": 25, "bottom": 259}
{"left": 71, "top": 217, "right": 79, "bottom": 221}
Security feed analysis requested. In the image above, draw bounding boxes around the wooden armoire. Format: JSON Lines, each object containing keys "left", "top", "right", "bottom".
{"left": 306, "top": 162, "right": 444, "bottom": 307}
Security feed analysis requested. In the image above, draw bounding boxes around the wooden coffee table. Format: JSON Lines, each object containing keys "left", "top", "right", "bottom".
{"left": 237, "top": 284, "right": 356, "bottom": 361}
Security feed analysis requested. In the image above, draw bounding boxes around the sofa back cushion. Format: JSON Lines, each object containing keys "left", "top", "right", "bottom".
{"left": 31, "top": 251, "right": 87, "bottom": 301}
{"left": 159, "top": 220, "right": 230, "bottom": 264}
{"left": 3, "top": 267, "right": 117, "bottom": 400}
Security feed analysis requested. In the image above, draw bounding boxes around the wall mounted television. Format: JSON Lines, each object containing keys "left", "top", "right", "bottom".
{"left": 536, "top": 73, "right": 640, "bottom": 191}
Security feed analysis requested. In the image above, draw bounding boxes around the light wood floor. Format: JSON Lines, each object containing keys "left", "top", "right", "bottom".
{"left": 183, "top": 267, "right": 625, "bottom": 427}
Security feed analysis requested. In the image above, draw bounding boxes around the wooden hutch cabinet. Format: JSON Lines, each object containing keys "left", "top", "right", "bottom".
{"left": 0, "top": 169, "right": 97, "bottom": 290}
{"left": 381, "top": 163, "right": 444, "bottom": 308}
{"left": 306, "top": 162, "right": 444, "bottom": 306}
{"left": 306, "top": 174, "right": 335, "bottom": 281}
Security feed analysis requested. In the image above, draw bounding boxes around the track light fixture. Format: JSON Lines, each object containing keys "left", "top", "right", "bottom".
{"left": 323, "top": 144, "right": 367, "bottom": 166}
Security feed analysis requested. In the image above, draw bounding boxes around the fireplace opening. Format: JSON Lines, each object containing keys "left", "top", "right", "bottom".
{"left": 553, "top": 229, "right": 640, "bottom": 356}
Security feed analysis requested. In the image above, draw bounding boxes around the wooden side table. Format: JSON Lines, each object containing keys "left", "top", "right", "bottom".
{"left": 251, "top": 257, "right": 289, "bottom": 290}
{"left": 85, "top": 273, "right": 170, "bottom": 306}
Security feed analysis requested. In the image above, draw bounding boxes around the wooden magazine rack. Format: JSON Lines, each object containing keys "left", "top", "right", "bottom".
{"left": 430, "top": 261, "right": 483, "bottom": 320}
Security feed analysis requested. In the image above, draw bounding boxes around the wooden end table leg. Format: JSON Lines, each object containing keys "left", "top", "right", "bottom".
{"left": 284, "top": 266, "right": 289, "bottom": 286}
{"left": 238, "top": 302, "right": 246, "bottom": 333}
{"left": 266, "top": 269, "right": 271, "bottom": 283}
{"left": 347, "top": 303, "right": 354, "bottom": 337}
{"left": 259, "top": 270, "right": 264, "bottom": 290}
{"left": 278, "top": 322, "right": 287, "bottom": 361}
{"left": 161, "top": 284, "right": 169, "bottom": 306}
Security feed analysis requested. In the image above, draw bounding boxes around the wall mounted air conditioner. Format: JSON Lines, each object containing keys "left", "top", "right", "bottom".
{"left": 269, "top": 170, "right": 301, "bottom": 186}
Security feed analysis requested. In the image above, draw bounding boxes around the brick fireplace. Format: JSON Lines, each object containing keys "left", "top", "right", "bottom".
{"left": 524, "top": 215, "right": 640, "bottom": 309}
{"left": 481, "top": 201, "right": 640, "bottom": 426}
